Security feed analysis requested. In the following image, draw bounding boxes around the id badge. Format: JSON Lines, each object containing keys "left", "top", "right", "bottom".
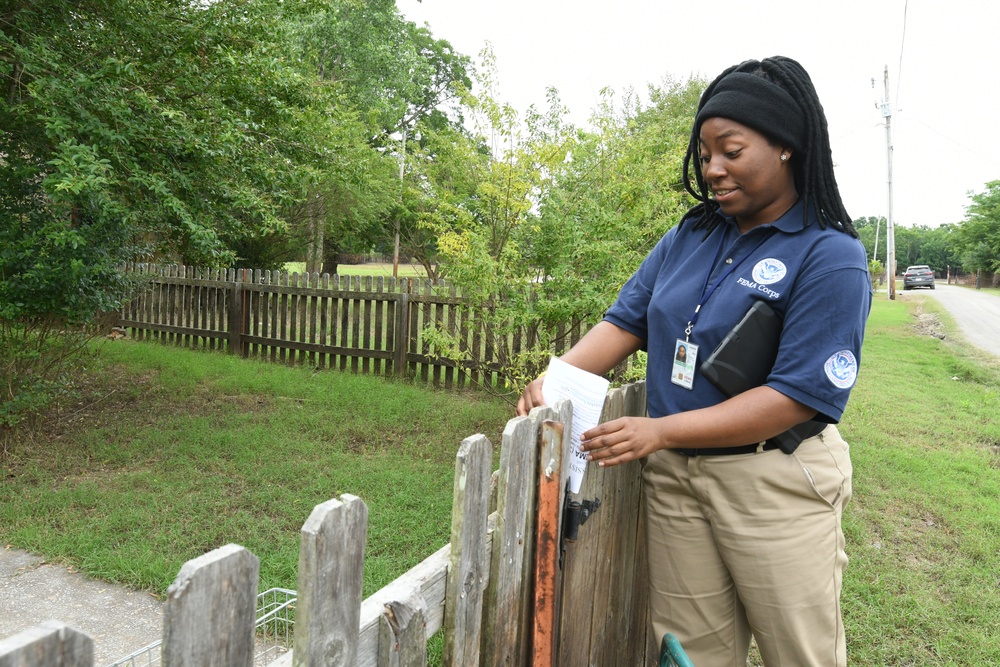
{"left": 670, "top": 339, "right": 698, "bottom": 390}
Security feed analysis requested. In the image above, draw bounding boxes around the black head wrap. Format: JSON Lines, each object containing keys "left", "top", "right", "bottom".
{"left": 682, "top": 57, "right": 859, "bottom": 237}
{"left": 695, "top": 72, "right": 806, "bottom": 151}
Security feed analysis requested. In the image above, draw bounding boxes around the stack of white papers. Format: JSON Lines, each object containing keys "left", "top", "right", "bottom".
{"left": 540, "top": 357, "right": 610, "bottom": 493}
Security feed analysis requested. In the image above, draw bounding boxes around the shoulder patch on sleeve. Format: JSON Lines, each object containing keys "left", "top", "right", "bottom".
{"left": 824, "top": 350, "right": 858, "bottom": 388}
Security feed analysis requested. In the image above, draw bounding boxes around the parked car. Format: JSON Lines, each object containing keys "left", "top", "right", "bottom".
{"left": 903, "top": 265, "right": 935, "bottom": 290}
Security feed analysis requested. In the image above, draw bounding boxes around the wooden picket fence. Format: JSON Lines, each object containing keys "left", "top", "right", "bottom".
{"left": 116, "top": 264, "right": 595, "bottom": 389}
{"left": 0, "top": 385, "right": 651, "bottom": 667}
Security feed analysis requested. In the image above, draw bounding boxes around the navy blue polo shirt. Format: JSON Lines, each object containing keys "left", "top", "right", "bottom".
{"left": 604, "top": 200, "right": 872, "bottom": 423}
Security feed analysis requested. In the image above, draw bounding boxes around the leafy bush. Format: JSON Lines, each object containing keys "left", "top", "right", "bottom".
{"left": 868, "top": 259, "right": 885, "bottom": 286}
{"left": 0, "top": 317, "right": 109, "bottom": 448}
{"left": 0, "top": 203, "right": 139, "bottom": 444}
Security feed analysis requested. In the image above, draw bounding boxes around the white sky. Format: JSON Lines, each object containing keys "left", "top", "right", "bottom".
{"left": 396, "top": 0, "right": 1000, "bottom": 228}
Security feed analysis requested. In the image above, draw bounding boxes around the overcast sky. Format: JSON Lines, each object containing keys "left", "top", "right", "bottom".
{"left": 396, "top": 0, "right": 1000, "bottom": 229}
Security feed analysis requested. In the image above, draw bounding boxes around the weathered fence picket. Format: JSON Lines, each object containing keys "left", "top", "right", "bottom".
{"left": 377, "top": 596, "right": 427, "bottom": 667}
{"left": 480, "top": 416, "right": 540, "bottom": 667}
{"left": 162, "top": 543, "right": 260, "bottom": 667}
{"left": 1, "top": 387, "right": 651, "bottom": 667}
{"left": 0, "top": 622, "right": 93, "bottom": 667}
{"left": 294, "top": 496, "right": 367, "bottom": 667}
{"left": 442, "top": 434, "right": 492, "bottom": 666}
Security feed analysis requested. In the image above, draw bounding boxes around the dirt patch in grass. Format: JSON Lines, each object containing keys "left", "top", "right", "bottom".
{"left": 912, "top": 311, "right": 947, "bottom": 340}
{"left": 897, "top": 292, "right": 946, "bottom": 340}
{"left": 988, "top": 443, "right": 1000, "bottom": 469}
{"left": 3, "top": 352, "right": 270, "bottom": 469}
{"left": 3, "top": 361, "right": 145, "bottom": 459}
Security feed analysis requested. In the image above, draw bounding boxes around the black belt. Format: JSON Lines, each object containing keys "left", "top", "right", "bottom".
{"left": 675, "top": 423, "right": 827, "bottom": 457}
{"left": 675, "top": 441, "right": 780, "bottom": 457}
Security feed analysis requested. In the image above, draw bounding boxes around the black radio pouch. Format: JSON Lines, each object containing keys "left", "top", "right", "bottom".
{"left": 699, "top": 300, "right": 826, "bottom": 454}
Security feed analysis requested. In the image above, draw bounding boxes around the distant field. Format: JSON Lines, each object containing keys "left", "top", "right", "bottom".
{"left": 284, "top": 262, "right": 427, "bottom": 278}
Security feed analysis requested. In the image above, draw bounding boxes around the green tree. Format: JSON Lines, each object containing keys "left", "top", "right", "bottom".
{"left": 396, "top": 119, "right": 485, "bottom": 279}
{"left": 288, "top": 1, "right": 472, "bottom": 272}
{"left": 421, "top": 61, "right": 705, "bottom": 392}
{"left": 868, "top": 259, "right": 885, "bottom": 287}
{"left": 1, "top": 0, "right": 357, "bottom": 264}
{"left": 854, "top": 218, "right": 958, "bottom": 277}
{"left": 916, "top": 224, "right": 958, "bottom": 276}
{"left": 529, "top": 78, "right": 703, "bottom": 331}
{"left": 894, "top": 226, "right": 923, "bottom": 270}
{"left": 0, "top": 0, "right": 356, "bottom": 433}
{"left": 409, "top": 49, "right": 569, "bottom": 388}
{"left": 953, "top": 181, "right": 1000, "bottom": 286}
{"left": 852, "top": 216, "right": 885, "bottom": 263}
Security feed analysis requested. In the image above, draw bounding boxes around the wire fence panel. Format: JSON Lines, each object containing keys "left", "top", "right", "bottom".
{"left": 103, "top": 588, "right": 296, "bottom": 667}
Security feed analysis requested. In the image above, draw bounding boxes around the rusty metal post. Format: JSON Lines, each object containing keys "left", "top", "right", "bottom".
{"left": 533, "top": 420, "right": 564, "bottom": 667}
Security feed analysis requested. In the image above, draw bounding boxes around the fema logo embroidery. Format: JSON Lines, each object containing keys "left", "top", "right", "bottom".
{"left": 824, "top": 350, "right": 858, "bottom": 388}
{"left": 752, "top": 258, "right": 787, "bottom": 285}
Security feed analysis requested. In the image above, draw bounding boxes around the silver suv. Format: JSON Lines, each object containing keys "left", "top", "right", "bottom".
{"left": 903, "top": 265, "right": 935, "bottom": 290}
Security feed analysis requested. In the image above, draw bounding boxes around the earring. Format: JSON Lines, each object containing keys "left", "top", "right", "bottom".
{"left": 780, "top": 154, "right": 788, "bottom": 162}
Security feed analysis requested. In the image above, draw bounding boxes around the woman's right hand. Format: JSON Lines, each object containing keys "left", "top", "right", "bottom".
{"left": 516, "top": 376, "right": 546, "bottom": 416}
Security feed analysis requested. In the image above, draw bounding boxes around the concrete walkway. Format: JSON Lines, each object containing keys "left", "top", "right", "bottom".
{"left": 0, "top": 546, "right": 163, "bottom": 666}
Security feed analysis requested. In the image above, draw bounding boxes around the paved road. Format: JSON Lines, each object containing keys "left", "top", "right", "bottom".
{"left": 915, "top": 283, "right": 1000, "bottom": 358}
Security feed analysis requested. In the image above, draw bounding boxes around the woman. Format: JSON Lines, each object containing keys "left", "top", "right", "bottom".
{"left": 517, "top": 56, "right": 871, "bottom": 666}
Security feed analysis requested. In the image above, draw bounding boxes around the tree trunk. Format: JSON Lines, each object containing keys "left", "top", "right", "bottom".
{"left": 418, "top": 258, "right": 438, "bottom": 281}
{"left": 305, "top": 196, "right": 325, "bottom": 275}
{"left": 322, "top": 235, "right": 341, "bottom": 276}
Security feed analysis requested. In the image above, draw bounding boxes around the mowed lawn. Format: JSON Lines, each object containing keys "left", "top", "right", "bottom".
{"left": 1, "top": 294, "right": 999, "bottom": 664}
{"left": 0, "top": 341, "right": 511, "bottom": 598}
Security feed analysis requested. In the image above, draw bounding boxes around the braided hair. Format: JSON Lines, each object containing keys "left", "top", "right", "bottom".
{"left": 682, "top": 56, "right": 858, "bottom": 238}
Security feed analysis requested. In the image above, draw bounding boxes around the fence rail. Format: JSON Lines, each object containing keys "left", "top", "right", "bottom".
{"left": 0, "top": 385, "right": 651, "bottom": 667}
{"left": 117, "top": 264, "right": 594, "bottom": 389}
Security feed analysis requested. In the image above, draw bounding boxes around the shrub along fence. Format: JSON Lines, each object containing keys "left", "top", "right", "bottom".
{"left": 116, "top": 264, "right": 595, "bottom": 389}
{"left": 0, "top": 385, "right": 652, "bottom": 667}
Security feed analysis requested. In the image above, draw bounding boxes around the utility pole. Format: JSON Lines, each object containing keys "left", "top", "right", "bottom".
{"left": 880, "top": 65, "right": 897, "bottom": 300}
{"left": 873, "top": 216, "right": 880, "bottom": 264}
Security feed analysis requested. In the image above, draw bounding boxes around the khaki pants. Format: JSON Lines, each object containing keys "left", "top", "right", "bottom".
{"left": 644, "top": 426, "right": 852, "bottom": 666}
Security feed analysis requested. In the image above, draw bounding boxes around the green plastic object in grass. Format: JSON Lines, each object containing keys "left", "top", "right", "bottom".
{"left": 660, "top": 633, "right": 695, "bottom": 667}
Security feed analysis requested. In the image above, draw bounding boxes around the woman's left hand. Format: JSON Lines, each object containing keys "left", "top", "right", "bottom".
{"left": 580, "top": 417, "right": 665, "bottom": 467}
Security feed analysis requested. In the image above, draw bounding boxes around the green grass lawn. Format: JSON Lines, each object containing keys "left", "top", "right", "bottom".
{"left": 0, "top": 342, "right": 509, "bottom": 598}
{"left": 838, "top": 295, "right": 1000, "bottom": 665}
{"left": 2, "top": 295, "right": 1000, "bottom": 664}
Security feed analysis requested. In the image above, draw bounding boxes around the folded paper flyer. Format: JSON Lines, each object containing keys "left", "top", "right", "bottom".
{"left": 540, "top": 357, "right": 610, "bottom": 494}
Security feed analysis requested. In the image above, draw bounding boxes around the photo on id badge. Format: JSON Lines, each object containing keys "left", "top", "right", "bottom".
{"left": 671, "top": 339, "right": 698, "bottom": 390}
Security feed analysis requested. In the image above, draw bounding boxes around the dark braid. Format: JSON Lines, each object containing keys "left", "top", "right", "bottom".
{"left": 682, "top": 57, "right": 858, "bottom": 238}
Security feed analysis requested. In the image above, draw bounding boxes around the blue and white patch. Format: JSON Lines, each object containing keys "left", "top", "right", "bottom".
{"left": 824, "top": 350, "right": 858, "bottom": 388}
{"left": 751, "top": 258, "right": 787, "bottom": 285}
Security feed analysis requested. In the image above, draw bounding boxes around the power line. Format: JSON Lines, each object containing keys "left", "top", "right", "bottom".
{"left": 905, "top": 115, "right": 1000, "bottom": 170}
{"left": 895, "top": 0, "right": 908, "bottom": 109}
